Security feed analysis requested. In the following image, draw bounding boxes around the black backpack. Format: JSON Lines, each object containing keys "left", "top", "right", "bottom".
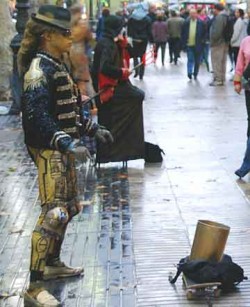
{"left": 144, "top": 142, "right": 165, "bottom": 163}
{"left": 170, "top": 254, "right": 247, "bottom": 290}
{"left": 223, "top": 15, "right": 234, "bottom": 43}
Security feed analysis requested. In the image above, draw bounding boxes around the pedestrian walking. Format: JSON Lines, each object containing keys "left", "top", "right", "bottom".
{"left": 230, "top": 9, "right": 247, "bottom": 68}
{"left": 209, "top": 3, "right": 230, "bottom": 86}
{"left": 18, "top": 5, "right": 113, "bottom": 305}
{"left": 234, "top": 36, "right": 250, "bottom": 178}
{"left": 127, "top": 1, "right": 152, "bottom": 80}
{"left": 182, "top": 8, "right": 206, "bottom": 80}
{"left": 152, "top": 13, "right": 168, "bottom": 66}
{"left": 167, "top": 10, "right": 184, "bottom": 64}
{"left": 228, "top": 10, "right": 236, "bottom": 72}
{"left": 198, "top": 8, "right": 211, "bottom": 72}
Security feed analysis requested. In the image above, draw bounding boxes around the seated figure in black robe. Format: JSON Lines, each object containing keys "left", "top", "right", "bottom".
{"left": 92, "top": 15, "right": 145, "bottom": 164}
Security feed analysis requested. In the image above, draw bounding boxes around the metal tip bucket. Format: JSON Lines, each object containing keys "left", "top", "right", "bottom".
{"left": 190, "top": 220, "right": 230, "bottom": 262}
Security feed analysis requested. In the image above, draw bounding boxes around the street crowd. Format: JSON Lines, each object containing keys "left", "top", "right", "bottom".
{"left": 75, "top": 2, "right": 250, "bottom": 180}
{"left": 93, "top": 2, "right": 249, "bottom": 85}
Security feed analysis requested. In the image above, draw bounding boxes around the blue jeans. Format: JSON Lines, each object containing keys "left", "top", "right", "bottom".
{"left": 187, "top": 46, "right": 201, "bottom": 76}
{"left": 202, "top": 43, "right": 209, "bottom": 63}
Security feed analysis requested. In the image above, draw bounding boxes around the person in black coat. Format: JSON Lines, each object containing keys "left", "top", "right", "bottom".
{"left": 127, "top": 11, "right": 153, "bottom": 80}
{"left": 92, "top": 15, "right": 145, "bottom": 164}
{"left": 182, "top": 8, "right": 206, "bottom": 79}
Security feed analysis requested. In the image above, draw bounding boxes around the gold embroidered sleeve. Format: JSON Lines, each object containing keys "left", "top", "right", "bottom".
{"left": 24, "top": 58, "right": 47, "bottom": 91}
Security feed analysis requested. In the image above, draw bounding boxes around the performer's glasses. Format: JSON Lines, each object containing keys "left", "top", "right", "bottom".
{"left": 61, "top": 30, "right": 72, "bottom": 37}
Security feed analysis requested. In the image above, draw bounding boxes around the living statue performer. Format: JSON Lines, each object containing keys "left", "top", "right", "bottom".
{"left": 19, "top": 5, "right": 113, "bottom": 306}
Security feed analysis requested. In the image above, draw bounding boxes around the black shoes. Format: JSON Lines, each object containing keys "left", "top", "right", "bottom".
{"left": 188, "top": 73, "right": 198, "bottom": 80}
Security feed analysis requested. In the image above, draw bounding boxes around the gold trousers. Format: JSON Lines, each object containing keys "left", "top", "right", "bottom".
{"left": 28, "top": 147, "right": 80, "bottom": 273}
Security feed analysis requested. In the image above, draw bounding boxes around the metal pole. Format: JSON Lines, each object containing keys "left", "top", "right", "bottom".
{"left": 9, "top": 0, "right": 30, "bottom": 115}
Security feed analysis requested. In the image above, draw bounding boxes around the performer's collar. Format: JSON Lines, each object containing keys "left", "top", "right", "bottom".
{"left": 37, "top": 50, "right": 63, "bottom": 67}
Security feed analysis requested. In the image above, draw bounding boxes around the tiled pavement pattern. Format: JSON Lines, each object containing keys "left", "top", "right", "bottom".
{"left": 0, "top": 117, "right": 136, "bottom": 307}
{"left": 1, "top": 60, "right": 250, "bottom": 306}
{"left": 129, "top": 62, "right": 250, "bottom": 306}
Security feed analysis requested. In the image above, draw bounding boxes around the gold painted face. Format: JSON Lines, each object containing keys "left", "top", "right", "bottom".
{"left": 48, "top": 31, "right": 73, "bottom": 55}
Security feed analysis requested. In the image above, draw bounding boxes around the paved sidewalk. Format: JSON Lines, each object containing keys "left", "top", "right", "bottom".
{"left": 129, "top": 60, "right": 250, "bottom": 306}
{"left": 1, "top": 58, "right": 250, "bottom": 307}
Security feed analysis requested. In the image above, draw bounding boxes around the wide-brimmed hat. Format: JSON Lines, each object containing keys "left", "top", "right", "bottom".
{"left": 32, "top": 5, "right": 71, "bottom": 32}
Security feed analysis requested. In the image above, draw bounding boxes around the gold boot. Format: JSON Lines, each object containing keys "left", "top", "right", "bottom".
{"left": 43, "top": 259, "right": 84, "bottom": 280}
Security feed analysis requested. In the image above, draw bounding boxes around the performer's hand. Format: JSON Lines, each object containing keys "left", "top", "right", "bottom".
{"left": 121, "top": 68, "right": 131, "bottom": 80}
{"left": 68, "top": 142, "right": 91, "bottom": 162}
{"left": 95, "top": 128, "right": 114, "bottom": 144}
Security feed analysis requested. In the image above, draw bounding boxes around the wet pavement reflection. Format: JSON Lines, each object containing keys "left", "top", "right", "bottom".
{"left": 0, "top": 143, "right": 136, "bottom": 306}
